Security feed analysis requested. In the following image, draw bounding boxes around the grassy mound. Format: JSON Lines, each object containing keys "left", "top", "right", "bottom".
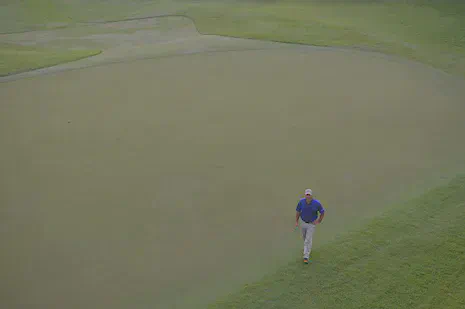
{"left": 209, "top": 175, "right": 465, "bottom": 308}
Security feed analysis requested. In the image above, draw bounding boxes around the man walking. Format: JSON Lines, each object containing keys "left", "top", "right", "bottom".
{"left": 295, "top": 189, "right": 325, "bottom": 264}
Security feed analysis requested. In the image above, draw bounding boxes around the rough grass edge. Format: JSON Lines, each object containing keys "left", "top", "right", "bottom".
{"left": 0, "top": 49, "right": 102, "bottom": 77}
{"left": 208, "top": 174, "right": 465, "bottom": 308}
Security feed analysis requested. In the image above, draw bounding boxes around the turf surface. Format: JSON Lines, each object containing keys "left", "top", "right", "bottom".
{"left": 2, "top": 48, "right": 465, "bottom": 309}
{"left": 2, "top": 1, "right": 465, "bottom": 309}
{"left": 209, "top": 174, "right": 465, "bottom": 309}
{"left": 1, "top": 1, "right": 465, "bottom": 77}
{"left": 185, "top": 0, "right": 465, "bottom": 77}
{"left": 0, "top": 43, "right": 100, "bottom": 76}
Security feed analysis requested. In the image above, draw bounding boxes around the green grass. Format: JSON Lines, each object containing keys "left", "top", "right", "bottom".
{"left": 209, "top": 174, "right": 465, "bottom": 308}
{"left": 1, "top": 1, "right": 465, "bottom": 77}
{"left": 0, "top": 0, "right": 180, "bottom": 33}
{"left": 0, "top": 0, "right": 181, "bottom": 75}
{"left": 0, "top": 43, "right": 101, "bottom": 76}
{"left": 183, "top": 0, "right": 465, "bottom": 77}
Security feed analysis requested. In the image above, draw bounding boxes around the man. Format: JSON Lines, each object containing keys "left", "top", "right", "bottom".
{"left": 295, "top": 189, "right": 325, "bottom": 264}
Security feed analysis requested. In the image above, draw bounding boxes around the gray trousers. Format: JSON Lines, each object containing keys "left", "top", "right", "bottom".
{"left": 300, "top": 220, "right": 315, "bottom": 259}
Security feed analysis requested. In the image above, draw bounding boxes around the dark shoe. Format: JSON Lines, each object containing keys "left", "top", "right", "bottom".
{"left": 303, "top": 258, "right": 309, "bottom": 264}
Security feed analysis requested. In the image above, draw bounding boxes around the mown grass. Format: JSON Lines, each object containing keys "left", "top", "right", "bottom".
{"left": 0, "top": 0, "right": 181, "bottom": 75}
{"left": 183, "top": 0, "right": 465, "bottom": 77}
{"left": 0, "top": 43, "right": 100, "bottom": 76}
{"left": 1, "top": 1, "right": 464, "bottom": 77}
{"left": 0, "top": 0, "right": 179, "bottom": 33}
{"left": 209, "top": 174, "right": 465, "bottom": 309}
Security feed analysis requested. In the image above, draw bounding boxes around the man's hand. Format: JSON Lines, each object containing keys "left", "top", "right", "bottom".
{"left": 312, "top": 219, "right": 320, "bottom": 225}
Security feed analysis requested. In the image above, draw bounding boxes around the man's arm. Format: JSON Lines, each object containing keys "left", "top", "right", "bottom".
{"left": 317, "top": 212, "right": 325, "bottom": 224}
{"left": 313, "top": 203, "right": 326, "bottom": 224}
{"left": 295, "top": 201, "right": 301, "bottom": 227}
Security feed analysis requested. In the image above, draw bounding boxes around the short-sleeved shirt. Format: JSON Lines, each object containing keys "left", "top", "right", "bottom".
{"left": 296, "top": 198, "right": 325, "bottom": 223}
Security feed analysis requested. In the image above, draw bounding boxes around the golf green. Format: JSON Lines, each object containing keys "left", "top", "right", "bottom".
{"left": 2, "top": 47, "right": 465, "bottom": 308}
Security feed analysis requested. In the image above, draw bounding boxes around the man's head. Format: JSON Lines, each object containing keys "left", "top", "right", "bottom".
{"left": 305, "top": 189, "right": 313, "bottom": 202}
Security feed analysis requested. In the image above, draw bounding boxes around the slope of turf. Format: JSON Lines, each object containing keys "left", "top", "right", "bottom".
{"left": 209, "top": 175, "right": 465, "bottom": 309}
{"left": 0, "top": 0, "right": 179, "bottom": 33}
{"left": 185, "top": 0, "right": 465, "bottom": 77}
{"left": 0, "top": 43, "right": 100, "bottom": 76}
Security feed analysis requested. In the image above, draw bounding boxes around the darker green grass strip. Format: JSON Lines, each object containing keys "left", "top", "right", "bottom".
{"left": 0, "top": 43, "right": 101, "bottom": 76}
{"left": 184, "top": 0, "right": 465, "bottom": 77}
{"left": 209, "top": 175, "right": 465, "bottom": 309}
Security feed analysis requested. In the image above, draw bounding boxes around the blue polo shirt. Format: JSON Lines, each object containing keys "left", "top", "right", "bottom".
{"left": 296, "top": 198, "right": 325, "bottom": 223}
